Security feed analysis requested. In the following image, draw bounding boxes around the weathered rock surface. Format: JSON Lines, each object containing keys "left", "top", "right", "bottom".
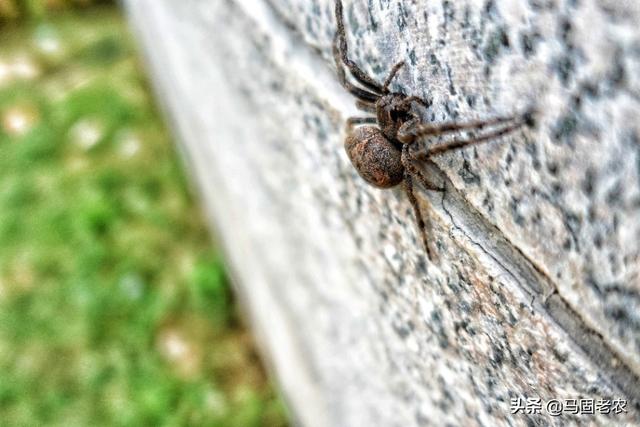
{"left": 125, "top": 0, "right": 640, "bottom": 425}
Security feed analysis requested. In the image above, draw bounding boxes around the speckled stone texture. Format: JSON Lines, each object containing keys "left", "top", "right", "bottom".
{"left": 125, "top": 0, "right": 640, "bottom": 425}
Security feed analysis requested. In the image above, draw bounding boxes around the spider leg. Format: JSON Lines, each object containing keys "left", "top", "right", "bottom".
{"left": 398, "top": 115, "right": 517, "bottom": 143}
{"left": 412, "top": 120, "right": 524, "bottom": 159}
{"left": 356, "top": 100, "right": 376, "bottom": 113}
{"left": 346, "top": 116, "right": 377, "bottom": 131}
{"left": 402, "top": 142, "right": 444, "bottom": 193}
{"left": 396, "top": 96, "right": 430, "bottom": 123}
{"left": 382, "top": 61, "right": 405, "bottom": 93}
{"left": 399, "top": 96, "right": 429, "bottom": 109}
{"left": 403, "top": 172, "right": 436, "bottom": 261}
{"left": 333, "top": 35, "right": 379, "bottom": 102}
{"left": 334, "top": 0, "right": 384, "bottom": 95}
{"left": 401, "top": 144, "right": 442, "bottom": 261}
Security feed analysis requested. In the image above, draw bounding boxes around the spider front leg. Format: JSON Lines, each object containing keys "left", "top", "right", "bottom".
{"left": 334, "top": 0, "right": 384, "bottom": 95}
{"left": 399, "top": 96, "right": 429, "bottom": 109}
{"left": 382, "top": 61, "right": 405, "bottom": 93}
{"left": 333, "top": 36, "right": 379, "bottom": 103}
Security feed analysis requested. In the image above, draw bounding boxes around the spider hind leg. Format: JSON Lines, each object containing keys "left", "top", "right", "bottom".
{"left": 401, "top": 144, "right": 445, "bottom": 261}
{"left": 346, "top": 116, "right": 377, "bottom": 131}
{"left": 403, "top": 172, "right": 437, "bottom": 261}
{"left": 410, "top": 118, "right": 524, "bottom": 158}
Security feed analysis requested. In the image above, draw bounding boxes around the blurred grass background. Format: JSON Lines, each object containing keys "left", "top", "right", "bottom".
{"left": 0, "top": 1, "right": 288, "bottom": 425}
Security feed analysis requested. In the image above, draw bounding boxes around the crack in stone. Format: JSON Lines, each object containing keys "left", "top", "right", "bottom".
{"left": 438, "top": 187, "right": 536, "bottom": 304}
{"left": 417, "top": 160, "right": 640, "bottom": 409}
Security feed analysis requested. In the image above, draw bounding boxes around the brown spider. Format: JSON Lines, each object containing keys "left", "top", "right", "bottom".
{"left": 334, "top": 0, "right": 527, "bottom": 260}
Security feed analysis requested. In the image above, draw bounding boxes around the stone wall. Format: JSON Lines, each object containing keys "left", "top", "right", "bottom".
{"left": 125, "top": 0, "right": 640, "bottom": 425}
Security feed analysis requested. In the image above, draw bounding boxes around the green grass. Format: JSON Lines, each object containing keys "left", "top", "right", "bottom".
{"left": 0, "top": 7, "right": 288, "bottom": 426}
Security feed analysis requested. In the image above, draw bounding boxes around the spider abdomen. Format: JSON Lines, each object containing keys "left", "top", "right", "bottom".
{"left": 345, "top": 126, "right": 404, "bottom": 189}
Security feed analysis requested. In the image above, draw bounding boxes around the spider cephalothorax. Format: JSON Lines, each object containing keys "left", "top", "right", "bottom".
{"left": 334, "top": 0, "right": 526, "bottom": 259}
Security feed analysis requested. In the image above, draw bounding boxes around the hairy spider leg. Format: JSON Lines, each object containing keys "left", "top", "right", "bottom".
{"left": 398, "top": 115, "right": 516, "bottom": 143}
{"left": 402, "top": 154, "right": 445, "bottom": 193}
{"left": 403, "top": 172, "right": 436, "bottom": 261}
{"left": 398, "top": 96, "right": 429, "bottom": 109}
{"left": 332, "top": 35, "right": 379, "bottom": 102}
{"left": 334, "top": 0, "right": 384, "bottom": 95}
{"left": 411, "top": 119, "right": 524, "bottom": 159}
{"left": 355, "top": 100, "right": 377, "bottom": 113}
{"left": 401, "top": 144, "right": 445, "bottom": 261}
{"left": 382, "top": 61, "right": 405, "bottom": 92}
{"left": 354, "top": 94, "right": 426, "bottom": 117}
{"left": 346, "top": 117, "right": 378, "bottom": 130}
{"left": 341, "top": 59, "right": 425, "bottom": 113}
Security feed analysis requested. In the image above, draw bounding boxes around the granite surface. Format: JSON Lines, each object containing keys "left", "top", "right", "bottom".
{"left": 125, "top": 0, "right": 640, "bottom": 425}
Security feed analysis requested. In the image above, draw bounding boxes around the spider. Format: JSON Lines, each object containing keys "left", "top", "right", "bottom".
{"left": 334, "top": 0, "right": 527, "bottom": 260}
